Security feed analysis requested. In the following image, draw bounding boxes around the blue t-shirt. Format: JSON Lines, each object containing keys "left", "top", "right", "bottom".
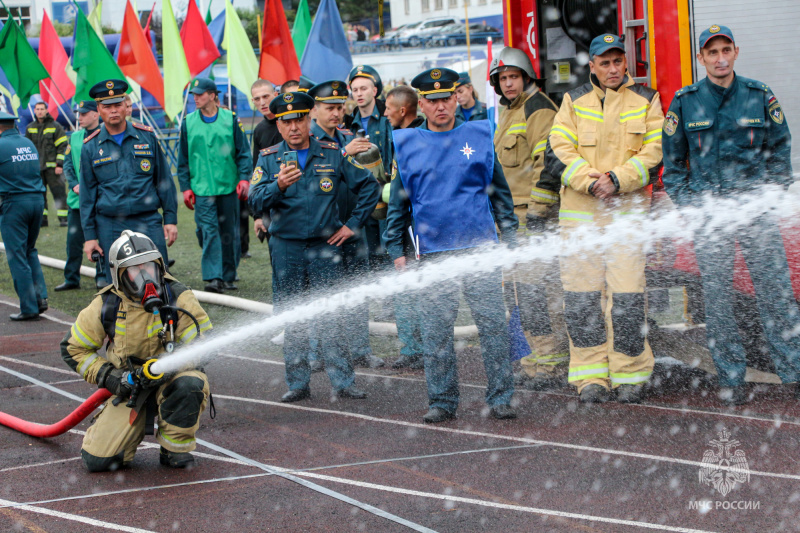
{"left": 360, "top": 117, "right": 370, "bottom": 134}
{"left": 201, "top": 112, "right": 218, "bottom": 123}
{"left": 297, "top": 148, "right": 309, "bottom": 170}
{"left": 461, "top": 106, "right": 474, "bottom": 121}
{"left": 111, "top": 132, "right": 125, "bottom": 145}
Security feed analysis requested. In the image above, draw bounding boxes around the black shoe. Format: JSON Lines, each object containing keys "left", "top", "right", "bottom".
{"left": 391, "top": 355, "right": 424, "bottom": 370}
{"left": 159, "top": 447, "right": 195, "bottom": 468}
{"left": 337, "top": 386, "right": 367, "bottom": 399}
{"left": 54, "top": 282, "right": 80, "bottom": 292}
{"left": 10, "top": 313, "right": 39, "bottom": 321}
{"left": 616, "top": 384, "right": 644, "bottom": 404}
{"left": 353, "top": 355, "right": 385, "bottom": 369}
{"left": 40, "top": 220, "right": 48, "bottom": 227}
{"left": 524, "top": 374, "right": 567, "bottom": 392}
{"left": 204, "top": 279, "right": 224, "bottom": 293}
{"left": 59, "top": 220, "right": 69, "bottom": 227}
{"left": 167, "top": 259, "right": 176, "bottom": 268}
{"left": 242, "top": 252, "right": 252, "bottom": 259}
{"left": 579, "top": 384, "right": 610, "bottom": 404}
{"left": 223, "top": 281, "right": 238, "bottom": 291}
{"left": 719, "top": 385, "right": 748, "bottom": 406}
{"left": 309, "top": 360, "right": 324, "bottom": 373}
{"left": 423, "top": 407, "right": 456, "bottom": 424}
{"left": 281, "top": 389, "right": 311, "bottom": 403}
{"left": 490, "top": 404, "right": 517, "bottom": 420}
{"left": 37, "top": 299, "right": 48, "bottom": 314}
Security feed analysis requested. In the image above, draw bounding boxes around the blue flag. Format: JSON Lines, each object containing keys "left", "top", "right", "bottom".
{"left": 508, "top": 305, "right": 532, "bottom": 362}
{"left": 198, "top": 9, "right": 226, "bottom": 79}
{"left": 299, "top": 0, "right": 352, "bottom": 81}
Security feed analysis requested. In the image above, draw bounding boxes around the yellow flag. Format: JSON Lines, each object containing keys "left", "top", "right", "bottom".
{"left": 162, "top": 0, "right": 191, "bottom": 120}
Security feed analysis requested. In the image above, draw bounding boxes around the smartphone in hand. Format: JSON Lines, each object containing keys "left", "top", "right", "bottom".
{"left": 283, "top": 151, "right": 298, "bottom": 170}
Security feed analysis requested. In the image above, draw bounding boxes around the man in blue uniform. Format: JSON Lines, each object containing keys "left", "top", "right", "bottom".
{"left": 178, "top": 78, "right": 252, "bottom": 293}
{"left": 80, "top": 80, "right": 178, "bottom": 280}
{"left": 384, "top": 68, "right": 518, "bottom": 423}
{"left": 308, "top": 80, "right": 385, "bottom": 370}
{"left": 0, "top": 110, "right": 48, "bottom": 320}
{"left": 662, "top": 25, "right": 799, "bottom": 405}
{"left": 455, "top": 72, "right": 488, "bottom": 122}
{"left": 58, "top": 100, "right": 105, "bottom": 291}
{"left": 249, "top": 92, "right": 381, "bottom": 402}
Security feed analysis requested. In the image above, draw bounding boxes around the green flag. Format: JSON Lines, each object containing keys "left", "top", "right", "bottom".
{"left": 162, "top": 0, "right": 191, "bottom": 120}
{"left": 72, "top": 8, "right": 126, "bottom": 102}
{"left": 0, "top": 17, "right": 49, "bottom": 108}
{"left": 222, "top": 0, "right": 258, "bottom": 100}
{"left": 291, "top": 0, "right": 312, "bottom": 61}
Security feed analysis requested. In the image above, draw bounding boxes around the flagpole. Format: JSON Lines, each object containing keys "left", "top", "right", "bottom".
{"left": 176, "top": 88, "right": 190, "bottom": 129}
{"left": 227, "top": 76, "right": 232, "bottom": 109}
{"left": 464, "top": 3, "right": 472, "bottom": 81}
{"left": 40, "top": 82, "right": 76, "bottom": 130}
{"left": 43, "top": 77, "right": 78, "bottom": 130}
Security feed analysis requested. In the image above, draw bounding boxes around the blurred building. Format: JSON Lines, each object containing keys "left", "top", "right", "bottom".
{"left": 389, "top": 0, "right": 503, "bottom": 30}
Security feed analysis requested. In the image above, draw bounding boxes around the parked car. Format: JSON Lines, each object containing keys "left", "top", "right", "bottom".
{"left": 430, "top": 22, "right": 503, "bottom": 47}
{"left": 398, "top": 17, "right": 459, "bottom": 47}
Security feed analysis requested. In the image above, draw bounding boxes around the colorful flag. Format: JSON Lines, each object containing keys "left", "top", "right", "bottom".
{"left": 87, "top": 0, "right": 104, "bottom": 38}
{"left": 180, "top": 0, "right": 220, "bottom": 77}
{"left": 72, "top": 7, "right": 126, "bottom": 102}
{"left": 0, "top": 17, "right": 50, "bottom": 108}
{"left": 162, "top": 0, "right": 191, "bottom": 119}
{"left": 299, "top": 0, "right": 353, "bottom": 82}
{"left": 38, "top": 10, "right": 75, "bottom": 118}
{"left": 143, "top": 2, "right": 156, "bottom": 49}
{"left": 259, "top": 0, "right": 301, "bottom": 85}
{"left": 223, "top": 0, "right": 259, "bottom": 98}
{"left": 291, "top": 0, "right": 312, "bottom": 62}
{"left": 485, "top": 37, "right": 497, "bottom": 136}
{"left": 118, "top": 0, "right": 164, "bottom": 108}
{"left": 199, "top": 8, "right": 225, "bottom": 80}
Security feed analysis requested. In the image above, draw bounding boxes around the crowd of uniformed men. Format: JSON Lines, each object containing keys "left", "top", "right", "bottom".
{"left": 1, "top": 25, "right": 798, "bottom": 466}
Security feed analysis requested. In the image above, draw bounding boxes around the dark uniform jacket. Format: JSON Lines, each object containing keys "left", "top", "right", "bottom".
{"left": 311, "top": 121, "right": 360, "bottom": 220}
{"left": 79, "top": 122, "right": 178, "bottom": 242}
{"left": 662, "top": 75, "right": 792, "bottom": 207}
{"left": 248, "top": 136, "right": 381, "bottom": 241}
{"left": 456, "top": 99, "right": 488, "bottom": 122}
{"left": 0, "top": 128, "right": 45, "bottom": 197}
{"left": 384, "top": 117, "right": 519, "bottom": 261}
{"left": 251, "top": 116, "right": 283, "bottom": 167}
{"left": 25, "top": 113, "right": 67, "bottom": 170}
{"left": 350, "top": 101, "right": 394, "bottom": 167}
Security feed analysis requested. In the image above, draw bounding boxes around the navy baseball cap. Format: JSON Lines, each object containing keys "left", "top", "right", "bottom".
{"left": 269, "top": 91, "right": 315, "bottom": 121}
{"left": 77, "top": 100, "right": 97, "bottom": 113}
{"left": 189, "top": 77, "right": 219, "bottom": 95}
{"left": 90, "top": 79, "right": 128, "bottom": 104}
{"left": 698, "top": 25, "right": 734, "bottom": 49}
{"left": 412, "top": 68, "right": 460, "bottom": 100}
{"left": 589, "top": 34, "right": 625, "bottom": 58}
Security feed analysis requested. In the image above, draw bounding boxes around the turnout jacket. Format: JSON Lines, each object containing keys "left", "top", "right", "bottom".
{"left": 544, "top": 75, "right": 664, "bottom": 227}
{"left": 60, "top": 276, "right": 212, "bottom": 384}
{"left": 495, "top": 85, "right": 559, "bottom": 223}
{"left": 25, "top": 113, "right": 67, "bottom": 170}
{"left": 662, "top": 75, "right": 792, "bottom": 206}
{"left": 248, "top": 136, "right": 381, "bottom": 241}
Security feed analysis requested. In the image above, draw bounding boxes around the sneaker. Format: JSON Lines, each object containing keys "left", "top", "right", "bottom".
{"left": 579, "top": 384, "right": 610, "bottom": 404}
{"left": 159, "top": 446, "right": 195, "bottom": 468}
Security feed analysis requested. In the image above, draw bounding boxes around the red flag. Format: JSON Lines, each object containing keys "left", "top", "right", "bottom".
{"left": 38, "top": 10, "right": 75, "bottom": 118}
{"left": 117, "top": 0, "right": 165, "bottom": 108}
{"left": 143, "top": 2, "right": 156, "bottom": 49}
{"left": 179, "top": 0, "right": 220, "bottom": 77}
{"left": 258, "top": 0, "right": 301, "bottom": 85}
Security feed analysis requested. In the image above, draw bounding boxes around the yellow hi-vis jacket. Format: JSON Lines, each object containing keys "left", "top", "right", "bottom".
{"left": 494, "top": 85, "right": 559, "bottom": 224}
{"left": 61, "top": 275, "right": 213, "bottom": 384}
{"left": 543, "top": 75, "right": 664, "bottom": 227}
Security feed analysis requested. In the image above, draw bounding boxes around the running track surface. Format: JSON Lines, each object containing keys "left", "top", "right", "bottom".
{"left": 1, "top": 298, "right": 799, "bottom": 533}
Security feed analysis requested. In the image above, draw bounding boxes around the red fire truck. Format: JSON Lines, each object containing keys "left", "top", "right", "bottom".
{"left": 502, "top": 0, "right": 800, "bottom": 375}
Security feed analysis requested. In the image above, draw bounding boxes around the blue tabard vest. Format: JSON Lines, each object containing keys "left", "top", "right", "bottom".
{"left": 393, "top": 120, "right": 497, "bottom": 254}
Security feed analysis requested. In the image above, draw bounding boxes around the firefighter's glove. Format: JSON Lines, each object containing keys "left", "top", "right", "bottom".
{"left": 97, "top": 363, "right": 133, "bottom": 399}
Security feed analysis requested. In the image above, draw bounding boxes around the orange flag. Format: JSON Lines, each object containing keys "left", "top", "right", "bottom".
{"left": 38, "top": 10, "right": 75, "bottom": 118}
{"left": 117, "top": 0, "right": 165, "bottom": 108}
{"left": 258, "top": 0, "right": 301, "bottom": 85}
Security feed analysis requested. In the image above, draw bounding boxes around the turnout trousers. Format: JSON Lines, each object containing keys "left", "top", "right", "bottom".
{"left": 559, "top": 227, "right": 654, "bottom": 392}
{"left": 41, "top": 168, "right": 67, "bottom": 224}
{"left": 269, "top": 236, "right": 355, "bottom": 392}
{"left": 96, "top": 211, "right": 169, "bottom": 281}
{"left": 0, "top": 193, "right": 47, "bottom": 314}
{"left": 194, "top": 192, "right": 240, "bottom": 283}
{"left": 81, "top": 370, "right": 209, "bottom": 471}
{"left": 418, "top": 255, "right": 514, "bottom": 414}
{"left": 694, "top": 215, "right": 800, "bottom": 386}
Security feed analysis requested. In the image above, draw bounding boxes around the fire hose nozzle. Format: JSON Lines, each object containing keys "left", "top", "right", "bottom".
{"left": 142, "top": 359, "right": 164, "bottom": 381}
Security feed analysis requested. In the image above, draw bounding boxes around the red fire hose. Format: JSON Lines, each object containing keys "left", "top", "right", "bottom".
{"left": 0, "top": 389, "right": 112, "bottom": 438}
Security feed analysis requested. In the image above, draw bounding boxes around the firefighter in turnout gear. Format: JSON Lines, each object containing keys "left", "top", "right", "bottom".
{"left": 26, "top": 102, "right": 68, "bottom": 226}
{"left": 61, "top": 230, "right": 212, "bottom": 472}
{"left": 543, "top": 34, "right": 664, "bottom": 404}
{"left": 490, "top": 47, "right": 570, "bottom": 390}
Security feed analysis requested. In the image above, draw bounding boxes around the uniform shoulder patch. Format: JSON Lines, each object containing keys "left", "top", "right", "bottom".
{"left": 524, "top": 91, "right": 558, "bottom": 119}
{"left": 132, "top": 122, "right": 154, "bottom": 132}
{"left": 675, "top": 83, "right": 700, "bottom": 98}
{"left": 626, "top": 83, "right": 658, "bottom": 103}
{"left": 664, "top": 111, "right": 680, "bottom": 136}
{"left": 83, "top": 129, "right": 101, "bottom": 143}
{"left": 260, "top": 143, "right": 281, "bottom": 156}
{"left": 567, "top": 83, "right": 593, "bottom": 102}
{"left": 320, "top": 141, "right": 339, "bottom": 150}
{"left": 337, "top": 126, "right": 354, "bottom": 136}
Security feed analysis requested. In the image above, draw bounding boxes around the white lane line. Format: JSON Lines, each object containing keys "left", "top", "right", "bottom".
{"left": 291, "top": 471, "right": 718, "bottom": 533}
{"left": 0, "top": 363, "right": 84, "bottom": 401}
{"left": 13, "top": 378, "right": 84, "bottom": 391}
{"left": 1, "top": 457, "right": 82, "bottom": 472}
{"left": 0, "top": 298, "right": 73, "bottom": 326}
{"left": 0, "top": 498, "right": 155, "bottom": 533}
{"left": 0, "top": 356, "right": 76, "bottom": 376}
{"left": 214, "top": 394, "right": 800, "bottom": 482}
{"left": 221, "top": 353, "right": 800, "bottom": 428}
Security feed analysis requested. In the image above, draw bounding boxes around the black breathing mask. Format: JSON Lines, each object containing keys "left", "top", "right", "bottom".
{"left": 120, "top": 262, "right": 164, "bottom": 313}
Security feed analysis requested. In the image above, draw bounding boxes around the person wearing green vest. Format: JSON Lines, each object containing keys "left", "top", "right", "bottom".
{"left": 58, "top": 100, "right": 106, "bottom": 291}
{"left": 178, "top": 78, "right": 253, "bottom": 293}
